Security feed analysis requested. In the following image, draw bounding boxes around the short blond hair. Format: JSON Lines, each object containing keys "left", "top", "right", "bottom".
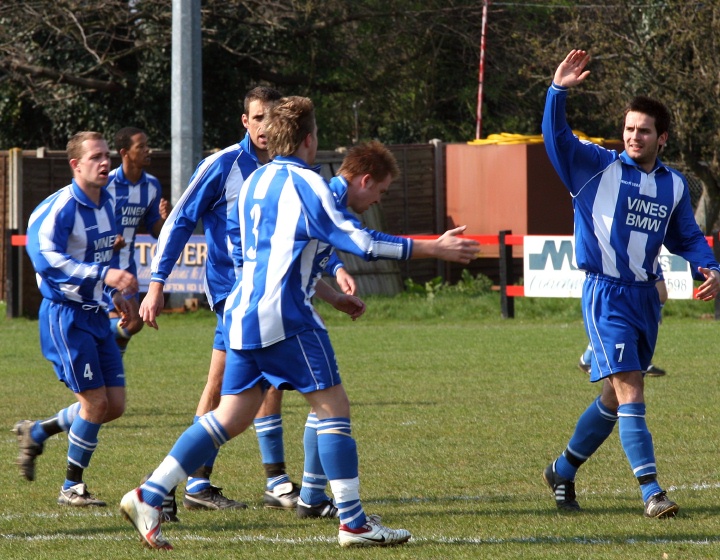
{"left": 338, "top": 141, "right": 400, "bottom": 183}
{"left": 265, "top": 96, "right": 315, "bottom": 158}
{"left": 67, "top": 131, "right": 105, "bottom": 162}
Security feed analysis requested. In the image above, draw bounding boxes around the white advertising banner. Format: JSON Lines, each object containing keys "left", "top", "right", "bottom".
{"left": 523, "top": 235, "right": 693, "bottom": 299}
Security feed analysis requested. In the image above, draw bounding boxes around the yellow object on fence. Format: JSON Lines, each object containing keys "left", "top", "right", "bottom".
{"left": 467, "top": 131, "right": 610, "bottom": 146}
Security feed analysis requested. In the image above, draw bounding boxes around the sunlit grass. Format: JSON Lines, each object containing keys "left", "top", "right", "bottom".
{"left": 1, "top": 296, "right": 719, "bottom": 559}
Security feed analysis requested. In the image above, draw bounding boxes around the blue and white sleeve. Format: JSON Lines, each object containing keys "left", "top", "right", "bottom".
{"left": 298, "top": 172, "right": 411, "bottom": 261}
{"left": 663, "top": 182, "right": 720, "bottom": 278}
{"left": 227, "top": 195, "right": 243, "bottom": 271}
{"left": 28, "top": 200, "right": 106, "bottom": 290}
{"left": 542, "top": 84, "right": 615, "bottom": 195}
{"left": 150, "top": 164, "right": 222, "bottom": 283}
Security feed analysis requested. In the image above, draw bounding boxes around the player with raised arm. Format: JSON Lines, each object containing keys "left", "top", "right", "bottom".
{"left": 541, "top": 50, "right": 720, "bottom": 519}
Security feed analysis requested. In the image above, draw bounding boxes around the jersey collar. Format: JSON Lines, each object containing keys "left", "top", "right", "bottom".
{"left": 272, "top": 154, "right": 320, "bottom": 172}
{"left": 328, "top": 175, "right": 349, "bottom": 208}
{"left": 71, "top": 179, "right": 112, "bottom": 208}
{"left": 113, "top": 165, "right": 148, "bottom": 186}
{"left": 239, "top": 133, "right": 261, "bottom": 165}
{"left": 619, "top": 151, "right": 670, "bottom": 174}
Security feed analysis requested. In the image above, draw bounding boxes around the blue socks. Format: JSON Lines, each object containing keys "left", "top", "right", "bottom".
{"left": 555, "top": 398, "right": 663, "bottom": 502}
{"left": 618, "top": 402, "right": 661, "bottom": 501}
{"left": 33, "top": 402, "right": 81, "bottom": 444}
{"left": 64, "top": 415, "right": 100, "bottom": 489}
{"left": 300, "top": 412, "right": 330, "bottom": 505}
{"left": 186, "top": 415, "right": 220, "bottom": 494}
{"left": 555, "top": 397, "right": 617, "bottom": 480}
{"left": 317, "top": 417, "right": 365, "bottom": 529}
{"left": 171, "top": 412, "right": 228, "bottom": 470}
{"left": 254, "top": 414, "right": 289, "bottom": 490}
{"left": 143, "top": 412, "right": 229, "bottom": 506}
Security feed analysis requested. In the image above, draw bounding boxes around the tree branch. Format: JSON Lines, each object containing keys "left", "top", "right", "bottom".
{"left": 2, "top": 60, "right": 124, "bottom": 93}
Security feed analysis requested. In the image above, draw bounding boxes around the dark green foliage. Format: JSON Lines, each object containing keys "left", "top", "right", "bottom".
{"left": 2, "top": 1, "right": 720, "bottom": 229}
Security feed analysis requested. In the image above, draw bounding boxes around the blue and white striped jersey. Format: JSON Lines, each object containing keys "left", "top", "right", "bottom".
{"left": 26, "top": 180, "right": 118, "bottom": 307}
{"left": 227, "top": 173, "right": 348, "bottom": 277}
{"left": 543, "top": 84, "right": 719, "bottom": 282}
{"left": 224, "top": 155, "right": 412, "bottom": 350}
{"left": 106, "top": 166, "right": 163, "bottom": 274}
{"left": 150, "top": 134, "right": 260, "bottom": 310}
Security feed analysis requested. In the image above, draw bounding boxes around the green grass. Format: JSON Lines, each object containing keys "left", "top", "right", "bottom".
{"left": 1, "top": 295, "right": 720, "bottom": 559}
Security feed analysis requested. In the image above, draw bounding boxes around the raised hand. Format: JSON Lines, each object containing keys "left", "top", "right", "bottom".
{"left": 554, "top": 49, "right": 591, "bottom": 88}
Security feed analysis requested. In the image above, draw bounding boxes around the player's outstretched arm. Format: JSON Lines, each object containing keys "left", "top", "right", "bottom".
{"left": 138, "top": 281, "right": 165, "bottom": 329}
{"left": 410, "top": 226, "right": 480, "bottom": 264}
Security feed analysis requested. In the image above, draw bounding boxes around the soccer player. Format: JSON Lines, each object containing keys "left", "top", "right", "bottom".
{"left": 16, "top": 131, "right": 138, "bottom": 506}
{"left": 295, "top": 139, "right": 402, "bottom": 520}
{"left": 120, "top": 95, "right": 479, "bottom": 550}
{"left": 541, "top": 50, "right": 720, "bottom": 518}
{"left": 105, "top": 127, "right": 171, "bottom": 355}
{"left": 137, "top": 87, "right": 352, "bottom": 516}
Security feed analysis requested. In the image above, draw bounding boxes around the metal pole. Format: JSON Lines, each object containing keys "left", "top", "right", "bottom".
{"left": 475, "top": 0, "right": 489, "bottom": 140}
{"left": 169, "top": 0, "right": 203, "bottom": 307}
{"left": 430, "top": 139, "right": 447, "bottom": 280}
{"left": 171, "top": 0, "right": 203, "bottom": 205}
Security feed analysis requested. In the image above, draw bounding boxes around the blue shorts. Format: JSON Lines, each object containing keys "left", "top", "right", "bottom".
{"left": 213, "top": 299, "right": 226, "bottom": 352}
{"left": 39, "top": 299, "right": 125, "bottom": 393}
{"left": 582, "top": 274, "right": 660, "bottom": 382}
{"left": 223, "top": 329, "right": 341, "bottom": 395}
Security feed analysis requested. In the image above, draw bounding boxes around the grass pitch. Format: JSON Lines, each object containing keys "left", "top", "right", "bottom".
{"left": 1, "top": 295, "right": 720, "bottom": 559}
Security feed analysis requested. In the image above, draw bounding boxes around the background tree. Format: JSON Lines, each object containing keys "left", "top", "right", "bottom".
{"left": 1, "top": 1, "right": 719, "bottom": 230}
{"left": 0, "top": 1, "right": 172, "bottom": 147}
{"left": 0, "top": 1, "right": 548, "bottom": 149}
